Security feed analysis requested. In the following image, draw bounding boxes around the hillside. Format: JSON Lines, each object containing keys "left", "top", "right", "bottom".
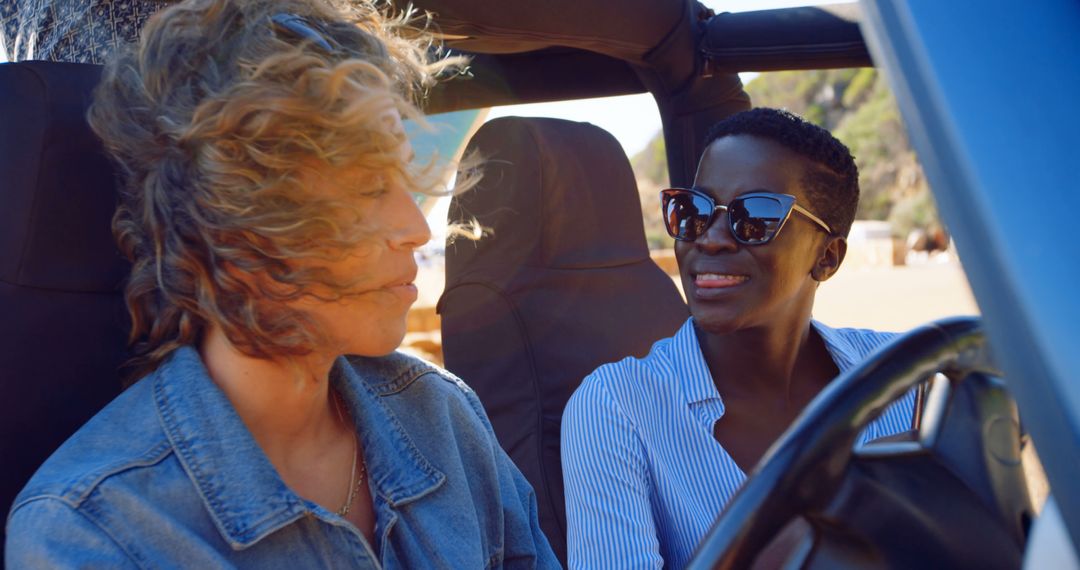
{"left": 631, "top": 69, "right": 940, "bottom": 250}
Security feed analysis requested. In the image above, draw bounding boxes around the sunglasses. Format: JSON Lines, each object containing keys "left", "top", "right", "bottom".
{"left": 660, "top": 188, "right": 833, "bottom": 245}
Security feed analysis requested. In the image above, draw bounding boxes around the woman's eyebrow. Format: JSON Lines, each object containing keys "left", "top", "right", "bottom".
{"left": 336, "top": 169, "right": 382, "bottom": 189}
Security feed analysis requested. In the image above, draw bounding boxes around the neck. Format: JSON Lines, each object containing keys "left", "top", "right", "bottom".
{"left": 198, "top": 326, "right": 344, "bottom": 467}
{"left": 697, "top": 301, "right": 831, "bottom": 405}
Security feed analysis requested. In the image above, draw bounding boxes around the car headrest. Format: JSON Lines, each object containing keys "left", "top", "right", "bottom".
{"left": 446, "top": 116, "right": 651, "bottom": 282}
{"left": 0, "top": 62, "right": 127, "bottom": 293}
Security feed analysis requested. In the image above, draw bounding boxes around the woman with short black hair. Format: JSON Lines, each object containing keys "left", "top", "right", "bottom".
{"left": 562, "top": 108, "right": 916, "bottom": 569}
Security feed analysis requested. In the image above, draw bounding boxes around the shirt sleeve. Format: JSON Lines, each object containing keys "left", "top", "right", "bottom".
{"left": 6, "top": 498, "right": 139, "bottom": 569}
{"left": 561, "top": 376, "right": 664, "bottom": 569}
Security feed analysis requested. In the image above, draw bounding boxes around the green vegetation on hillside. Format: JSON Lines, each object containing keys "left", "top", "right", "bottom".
{"left": 631, "top": 69, "right": 941, "bottom": 249}
{"left": 630, "top": 134, "right": 674, "bottom": 249}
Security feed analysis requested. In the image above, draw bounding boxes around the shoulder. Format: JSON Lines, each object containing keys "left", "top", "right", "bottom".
{"left": 6, "top": 494, "right": 137, "bottom": 568}
{"left": 9, "top": 375, "right": 171, "bottom": 518}
{"left": 565, "top": 331, "right": 681, "bottom": 432}
{"left": 347, "top": 350, "right": 472, "bottom": 395}
{"left": 569, "top": 359, "right": 637, "bottom": 413}
{"left": 345, "top": 350, "right": 490, "bottom": 427}
{"left": 585, "top": 323, "right": 684, "bottom": 394}
{"left": 814, "top": 321, "right": 900, "bottom": 359}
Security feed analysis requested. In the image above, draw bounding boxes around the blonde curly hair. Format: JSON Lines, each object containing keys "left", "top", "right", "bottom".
{"left": 88, "top": 0, "right": 466, "bottom": 381}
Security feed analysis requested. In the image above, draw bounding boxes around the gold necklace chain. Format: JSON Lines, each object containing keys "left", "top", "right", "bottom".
{"left": 333, "top": 391, "right": 366, "bottom": 517}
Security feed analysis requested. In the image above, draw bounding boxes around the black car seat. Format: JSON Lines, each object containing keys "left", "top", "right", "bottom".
{"left": 0, "top": 62, "right": 129, "bottom": 552}
{"left": 439, "top": 117, "right": 690, "bottom": 564}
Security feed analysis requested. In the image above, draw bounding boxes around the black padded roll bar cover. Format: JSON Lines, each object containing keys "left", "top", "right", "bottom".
{"left": 405, "top": 0, "right": 704, "bottom": 114}
{"left": 703, "top": 4, "right": 872, "bottom": 71}
{"left": 422, "top": 50, "right": 647, "bottom": 115}
{"left": 439, "top": 117, "right": 689, "bottom": 564}
{"left": 0, "top": 62, "right": 128, "bottom": 550}
{"left": 401, "top": 0, "right": 683, "bottom": 62}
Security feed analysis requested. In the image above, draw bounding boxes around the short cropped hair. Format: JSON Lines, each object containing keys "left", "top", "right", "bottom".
{"left": 89, "top": 0, "right": 463, "bottom": 379}
{"left": 703, "top": 107, "right": 859, "bottom": 237}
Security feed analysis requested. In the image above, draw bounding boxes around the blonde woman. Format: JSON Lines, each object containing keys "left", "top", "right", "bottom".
{"left": 5, "top": 0, "right": 558, "bottom": 567}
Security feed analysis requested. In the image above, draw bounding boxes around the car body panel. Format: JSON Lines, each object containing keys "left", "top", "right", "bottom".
{"left": 860, "top": 0, "right": 1080, "bottom": 554}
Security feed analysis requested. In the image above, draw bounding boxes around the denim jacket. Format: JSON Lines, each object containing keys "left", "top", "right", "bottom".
{"left": 6, "top": 347, "right": 560, "bottom": 569}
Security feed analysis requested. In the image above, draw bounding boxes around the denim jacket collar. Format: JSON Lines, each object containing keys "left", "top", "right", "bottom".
{"left": 332, "top": 355, "right": 446, "bottom": 508}
{"left": 152, "top": 347, "right": 444, "bottom": 550}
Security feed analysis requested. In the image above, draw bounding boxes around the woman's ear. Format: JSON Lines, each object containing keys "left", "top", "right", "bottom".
{"left": 812, "top": 235, "right": 847, "bottom": 282}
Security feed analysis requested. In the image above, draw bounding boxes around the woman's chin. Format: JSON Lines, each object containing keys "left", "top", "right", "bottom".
{"left": 695, "top": 321, "right": 742, "bottom": 337}
{"left": 689, "top": 308, "right": 751, "bottom": 337}
{"left": 353, "top": 337, "right": 405, "bottom": 357}
{"left": 334, "top": 324, "right": 407, "bottom": 357}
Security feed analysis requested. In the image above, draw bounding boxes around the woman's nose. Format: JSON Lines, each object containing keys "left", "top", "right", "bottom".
{"left": 387, "top": 188, "right": 432, "bottom": 251}
{"left": 696, "top": 207, "right": 738, "bottom": 252}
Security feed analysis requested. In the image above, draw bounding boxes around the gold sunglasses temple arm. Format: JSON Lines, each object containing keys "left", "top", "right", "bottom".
{"left": 792, "top": 204, "right": 833, "bottom": 235}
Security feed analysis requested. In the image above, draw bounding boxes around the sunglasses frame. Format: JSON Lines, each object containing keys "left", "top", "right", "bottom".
{"left": 660, "top": 187, "right": 833, "bottom": 245}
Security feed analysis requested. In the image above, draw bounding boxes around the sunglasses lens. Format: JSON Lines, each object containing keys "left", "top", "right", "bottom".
{"left": 731, "top": 196, "right": 786, "bottom": 244}
{"left": 663, "top": 191, "right": 715, "bottom": 241}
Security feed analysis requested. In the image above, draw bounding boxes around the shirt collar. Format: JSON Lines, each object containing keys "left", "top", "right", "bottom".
{"left": 809, "top": 319, "right": 861, "bottom": 372}
{"left": 669, "top": 318, "right": 722, "bottom": 406}
{"left": 153, "top": 347, "right": 444, "bottom": 550}
{"left": 670, "top": 317, "right": 861, "bottom": 407}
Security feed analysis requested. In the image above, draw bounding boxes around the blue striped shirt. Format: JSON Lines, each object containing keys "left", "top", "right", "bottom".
{"left": 561, "top": 317, "right": 916, "bottom": 569}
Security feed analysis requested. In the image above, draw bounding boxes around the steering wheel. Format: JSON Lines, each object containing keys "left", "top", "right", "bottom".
{"left": 687, "top": 317, "right": 1035, "bottom": 569}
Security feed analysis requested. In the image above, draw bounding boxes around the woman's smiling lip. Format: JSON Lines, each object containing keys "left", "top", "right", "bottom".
{"left": 693, "top": 272, "right": 750, "bottom": 288}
